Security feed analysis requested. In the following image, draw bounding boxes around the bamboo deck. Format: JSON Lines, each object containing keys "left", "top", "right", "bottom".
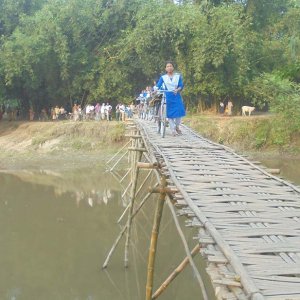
{"left": 135, "top": 118, "right": 300, "bottom": 300}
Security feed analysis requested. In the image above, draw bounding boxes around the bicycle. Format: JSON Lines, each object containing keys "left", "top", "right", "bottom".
{"left": 153, "top": 89, "right": 173, "bottom": 138}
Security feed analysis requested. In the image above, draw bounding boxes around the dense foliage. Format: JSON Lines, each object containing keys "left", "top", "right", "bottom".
{"left": 0, "top": 0, "right": 299, "bottom": 132}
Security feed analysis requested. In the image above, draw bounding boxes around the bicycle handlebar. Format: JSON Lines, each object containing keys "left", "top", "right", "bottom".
{"left": 155, "top": 89, "right": 174, "bottom": 93}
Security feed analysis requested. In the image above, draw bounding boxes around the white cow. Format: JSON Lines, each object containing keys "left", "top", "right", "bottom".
{"left": 242, "top": 106, "right": 255, "bottom": 116}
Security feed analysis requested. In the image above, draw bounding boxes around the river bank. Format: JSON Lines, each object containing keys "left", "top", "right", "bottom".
{"left": 0, "top": 121, "right": 125, "bottom": 171}
{"left": 185, "top": 113, "right": 300, "bottom": 157}
{"left": 185, "top": 114, "right": 300, "bottom": 185}
{"left": 1, "top": 118, "right": 299, "bottom": 182}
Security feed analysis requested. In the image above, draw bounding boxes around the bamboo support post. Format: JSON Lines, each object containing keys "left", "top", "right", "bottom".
{"left": 118, "top": 170, "right": 153, "bottom": 224}
{"left": 266, "top": 168, "right": 280, "bottom": 174}
{"left": 151, "top": 244, "right": 201, "bottom": 299}
{"left": 102, "top": 183, "right": 158, "bottom": 269}
{"left": 149, "top": 187, "right": 178, "bottom": 194}
{"left": 125, "top": 134, "right": 142, "bottom": 138}
{"left": 135, "top": 170, "right": 154, "bottom": 199}
{"left": 128, "top": 147, "right": 147, "bottom": 152}
{"left": 102, "top": 226, "right": 127, "bottom": 269}
{"left": 165, "top": 198, "right": 209, "bottom": 300}
{"left": 137, "top": 162, "right": 160, "bottom": 169}
{"left": 145, "top": 175, "right": 167, "bottom": 300}
{"left": 124, "top": 135, "right": 144, "bottom": 268}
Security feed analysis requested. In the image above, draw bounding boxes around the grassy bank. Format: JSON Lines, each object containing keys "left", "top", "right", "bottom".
{"left": 0, "top": 121, "right": 125, "bottom": 153}
{"left": 0, "top": 121, "right": 126, "bottom": 171}
{"left": 1, "top": 116, "right": 299, "bottom": 169}
{"left": 185, "top": 114, "right": 300, "bottom": 156}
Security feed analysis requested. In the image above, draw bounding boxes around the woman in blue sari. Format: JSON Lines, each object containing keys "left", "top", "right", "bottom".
{"left": 155, "top": 61, "right": 185, "bottom": 136}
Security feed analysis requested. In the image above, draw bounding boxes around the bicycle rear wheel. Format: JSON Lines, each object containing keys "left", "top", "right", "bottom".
{"left": 157, "top": 119, "right": 161, "bottom": 133}
{"left": 155, "top": 101, "right": 162, "bottom": 134}
{"left": 160, "top": 103, "right": 166, "bottom": 138}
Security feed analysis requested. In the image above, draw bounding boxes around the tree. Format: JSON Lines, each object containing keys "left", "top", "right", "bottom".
{"left": 0, "top": 0, "right": 47, "bottom": 36}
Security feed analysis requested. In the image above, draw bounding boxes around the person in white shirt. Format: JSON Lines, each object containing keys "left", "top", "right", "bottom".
{"left": 119, "top": 104, "right": 125, "bottom": 121}
{"left": 100, "top": 103, "right": 106, "bottom": 120}
{"left": 105, "top": 103, "right": 112, "bottom": 121}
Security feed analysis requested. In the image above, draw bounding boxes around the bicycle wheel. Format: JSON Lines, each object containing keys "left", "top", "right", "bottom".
{"left": 157, "top": 119, "right": 161, "bottom": 133}
{"left": 155, "top": 101, "right": 161, "bottom": 134}
{"left": 160, "top": 103, "right": 166, "bottom": 138}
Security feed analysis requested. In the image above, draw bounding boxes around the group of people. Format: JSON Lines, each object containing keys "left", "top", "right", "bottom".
{"left": 135, "top": 85, "right": 155, "bottom": 120}
{"left": 0, "top": 104, "right": 19, "bottom": 121}
{"left": 83, "top": 103, "right": 114, "bottom": 121}
{"left": 219, "top": 100, "right": 233, "bottom": 116}
{"left": 0, "top": 61, "right": 187, "bottom": 134}
{"left": 0, "top": 102, "right": 135, "bottom": 122}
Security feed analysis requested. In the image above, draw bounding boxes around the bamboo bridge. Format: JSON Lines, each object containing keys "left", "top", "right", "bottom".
{"left": 103, "top": 118, "right": 300, "bottom": 300}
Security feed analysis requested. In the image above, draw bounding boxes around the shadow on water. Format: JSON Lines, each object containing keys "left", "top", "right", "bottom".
{"left": 0, "top": 167, "right": 214, "bottom": 300}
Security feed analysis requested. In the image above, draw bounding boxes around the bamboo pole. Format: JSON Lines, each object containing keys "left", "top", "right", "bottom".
{"left": 102, "top": 183, "right": 158, "bottom": 269}
{"left": 128, "top": 147, "right": 147, "bottom": 152}
{"left": 120, "top": 167, "right": 131, "bottom": 183}
{"left": 110, "top": 170, "right": 122, "bottom": 182}
{"left": 124, "top": 134, "right": 144, "bottom": 268}
{"left": 102, "top": 225, "right": 127, "bottom": 269}
{"left": 266, "top": 168, "right": 280, "bottom": 174}
{"left": 135, "top": 170, "right": 154, "bottom": 199}
{"left": 118, "top": 170, "right": 153, "bottom": 224}
{"left": 165, "top": 198, "right": 209, "bottom": 300}
{"left": 117, "top": 204, "right": 131, "bottom": 225}
{"left": 110, "top": 150, "right": 129, "bottom": 172}
{"left": 152, "top": 244, "right": 200, "bottom": 299}
{"left": 145, "top": 175, "right": 167, "bottom": 300}
{"left": 106, "top": 140, "right": 131, "bottom": 166}
{"left": 148, "top": 163, "right": 208, "bottom": 300}
{"left": 122, "top": 181, "right": 132, "bottom": 199}
{"left": 137, "top": 162, "right": 160, "bottom": 169}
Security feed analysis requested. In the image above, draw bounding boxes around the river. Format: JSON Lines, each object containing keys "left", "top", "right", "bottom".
{"left": 0, "top": 164, "right": 215, "bottom": 300}
{"left": 0, "top": 156, "right": 299, "bottom": 300}
{"left": 257, "top": 157, "right": 300, "bottom": 185}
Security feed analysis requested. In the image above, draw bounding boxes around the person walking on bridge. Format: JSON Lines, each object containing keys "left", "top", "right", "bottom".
{"left": 155, "top": 61, "right": 185, "bottom": 136}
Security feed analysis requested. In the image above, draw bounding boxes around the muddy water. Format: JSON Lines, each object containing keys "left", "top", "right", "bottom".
{"left": 255, "top": 157, "right": 300, "bottom": 185}
{"left": 1, "top": 156, "right": 298, "bottom": 300}
{"left": 0, "top": 165, "right": 214, "bottom": 300}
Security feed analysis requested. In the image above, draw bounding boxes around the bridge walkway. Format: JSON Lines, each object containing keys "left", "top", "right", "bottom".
{"left": 136, "top": 118, "right": 300, "bottom": 300}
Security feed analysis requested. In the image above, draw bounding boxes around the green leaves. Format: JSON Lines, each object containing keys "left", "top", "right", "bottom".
{"left": 246, "top": 73, "right": 300, "bottom": 131}
{"left": 0, "top": 0, "right": 299, "bottom": 128}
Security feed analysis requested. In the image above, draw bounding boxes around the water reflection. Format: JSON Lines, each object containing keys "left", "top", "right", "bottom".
{"left": 0, "top": 168, "right": 118, "bottom": 208}
{"left": 75, "top": 189, "right": 113, "bottom": 207}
